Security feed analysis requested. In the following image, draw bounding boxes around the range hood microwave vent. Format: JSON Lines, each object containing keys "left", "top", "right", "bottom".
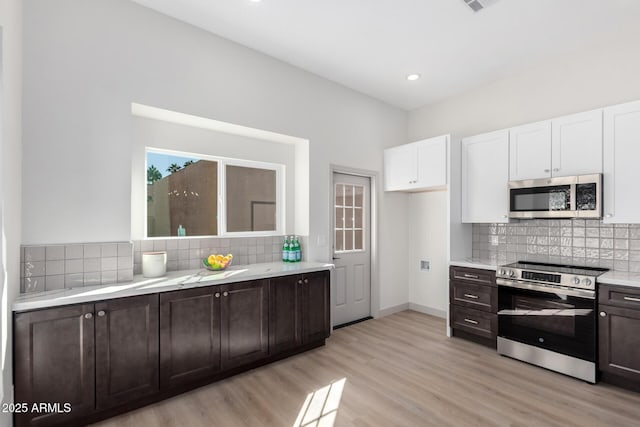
{"left": 462, "top": 0, "right": 500, "bottom": 12}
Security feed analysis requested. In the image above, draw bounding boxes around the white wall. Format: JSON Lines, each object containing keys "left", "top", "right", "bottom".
{"left": 407, "top": 190, "right": 448, "bottom": 317}
{"left": 22, "top": 0, "right": 409, "bottom": 310}
{"left": 406, "top": 33, "right": 640, "bottom": 316}
{"left": 0, "top": 0, "right": 22, "bottom": 420}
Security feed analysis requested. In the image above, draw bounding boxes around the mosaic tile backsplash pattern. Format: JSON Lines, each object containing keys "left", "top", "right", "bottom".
{"left": 21, "top": 236, "right": 307, "bottom": 294}
{"left": 473, "top": 219, "right": 640, "bottom": 272}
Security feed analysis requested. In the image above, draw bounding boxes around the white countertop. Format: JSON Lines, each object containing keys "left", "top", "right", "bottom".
{"left": 13, "top": 262, "right": 333, "bottom": 312}
{"left": 449, "top": 258, "right": 498, "bottom": 271}
{"left": 598, "top": 271, "right": 640, "bottom": 289}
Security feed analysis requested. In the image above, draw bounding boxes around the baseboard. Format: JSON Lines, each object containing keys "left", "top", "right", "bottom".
{"left": 377, "top": 303, "right": 409, "bottom": 318}
{"left": 408, "top": 303, "right": 447, "bottom": 319}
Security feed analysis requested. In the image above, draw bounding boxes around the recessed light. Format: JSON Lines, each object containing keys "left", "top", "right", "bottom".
{"left": 407, "top": 74, "right": 421, "bottom": 81}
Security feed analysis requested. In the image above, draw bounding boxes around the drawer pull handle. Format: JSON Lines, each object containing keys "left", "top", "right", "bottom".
{"left": 623, "top": 296, "right": 640, "bottom": 303}
{"left": 463, "top": 294, "right": 479, "bottom": 299}
{"left": 463, "top": 274, "right": 479, "bottom": 279}
{"left": 463, "top": 318, "right": 478, "bottom": 325}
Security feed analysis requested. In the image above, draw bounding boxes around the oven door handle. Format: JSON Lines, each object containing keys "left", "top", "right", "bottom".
{"left": 496, "top": 278, "right": 595, "bottom": 299}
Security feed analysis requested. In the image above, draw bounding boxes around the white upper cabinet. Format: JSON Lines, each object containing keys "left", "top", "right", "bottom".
{"left": 603, "top": 100, "right": 640, "bottom": 224}
{"left": 552, "top": 110, "right": 603, "bottom": 177}
{"left": 462, "top": 130, "right": 510, "bottom": 223}
{"left": 384, "top": 135, "right": 448, "bottom": 192}
{"left": 509, "top": 111, "right": 603, "bottom": 181}
{"left": 509, "top": 121, "right": 552, "bottom": 181}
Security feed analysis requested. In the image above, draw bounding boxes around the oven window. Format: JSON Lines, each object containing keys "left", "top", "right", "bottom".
{"left": 498, "top": 286, "right": 596, "bottom": 361}
{"left": 510, "top": 185, "right": 571, "bottom": 212}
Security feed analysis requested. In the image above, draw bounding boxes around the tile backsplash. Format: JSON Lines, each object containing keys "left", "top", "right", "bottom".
{"left": 21, "top": 242, "right": 134, "bottom": 293}
{"left": 131, "top": 236, "right": 305, "bottom": 275}
{"left": 21, "top": 236, "right": 307, "bottom": 294}
{"left": 473, "top": 219, "right": 640, "bottom": 272}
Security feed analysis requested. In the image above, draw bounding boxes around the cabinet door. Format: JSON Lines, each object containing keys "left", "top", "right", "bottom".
{"left": 303, "top": 271, "right": 331, "bottom": 343}
{"left": 416, "top": 135, "right": 448, "bottom": 189}
{"left": 14, "top": 304, "right": 95, "bottom": 427}
{"left": 383, "top": 142, "right": 417, "bottom": 191}
{"left": 461, "top": 129, "right": 510, "bottom": 223}
{"left": 95, "top": 295, "right": 159, "bottom": 410}
{"left": 551, "top": 110, "right": 602, "bottom": 177}
{"left": 269, "top": 275, "right": 303, "bottom": 354}
{"left": 220, "top": 280, "right": 269, "bottom": 369}
{"left": 160, "top": 287, "right": 221, "bottom": 389}
{"left": 509, "top": 120, "right": 552, "bottom": 181}
{"left": 603, "top": 100, "right": 640, "bottom": 223}
{"left": 599, "top": 304, "right": 640, "bottom": 382}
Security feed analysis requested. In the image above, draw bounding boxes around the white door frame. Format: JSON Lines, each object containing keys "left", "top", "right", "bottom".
{"left": 329, "top": 165, "right": 379, "bottom": 320}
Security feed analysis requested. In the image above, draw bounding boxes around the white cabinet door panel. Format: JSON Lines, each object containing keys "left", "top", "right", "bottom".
{"left": 384, "top": 143, "right": 417, "bottom": 191}
{"left": 509, "top": 121, "right": 552, "bottom": 181}
{"left": 462, "top": 130, "right": 510, "bottom": 223}
{"left": 417, "top": 135, "right": 447, "bottom": 189}
{"left": 603, "top": 100, "right": 640, "bottom": 224}
{"left": 552, "top": 110, "right": 603, "bottom": 177}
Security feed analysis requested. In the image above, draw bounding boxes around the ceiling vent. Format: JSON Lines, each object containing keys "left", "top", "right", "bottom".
{"left": 463, "top": 0, "right": 499, "bottom": 12}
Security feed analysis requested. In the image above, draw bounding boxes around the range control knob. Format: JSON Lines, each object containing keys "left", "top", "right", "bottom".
{"left": 499, "top": 269, "right": 506, "bottom": 276}
{"left": 508, "top": 270, "right": 516, "bottom": 278}
{"left": 582, "top": 278, "right": 592, "bottom": 287}
{"left": 573, "top": 277, "right": 581, "bottom": 285}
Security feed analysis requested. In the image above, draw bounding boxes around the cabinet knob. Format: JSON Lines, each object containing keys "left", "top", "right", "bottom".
{"left": 605, "top": 213, "right": 613, "bottom": 218}
{"left": 544, "top": 169, "right": 550, "bottom": 173}
{"left": 298, "top": 279, "right": 303, "bottom": 285}
{"left": 223, "top": 291, "right": 229, "bottom": 297}
{"left": 84, "top": 313, "right": 93, "bottom": 319}
{"left": 97, "top": 310, "right": 106, "bottom": 317}
{"left": 599, "top": 311, "right": 607, "bottom": 317}
{"left": 553, "top": 168, "right": 560, "bottom": 172}
{"left": 215, "top": 292, "right": 220, "bottom": 298}
{"left": 503, "top": 215, "right": 508, "bottom": 219}
{"left": 304, "top": 278, "right": 309, "bottom": 284}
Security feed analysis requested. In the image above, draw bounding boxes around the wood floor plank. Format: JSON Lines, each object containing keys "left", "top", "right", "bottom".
{"left": 92, "top": 311, "right": 640, "bottom": 427}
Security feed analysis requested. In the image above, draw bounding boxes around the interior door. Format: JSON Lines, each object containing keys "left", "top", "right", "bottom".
{"left": 332, "top": 172, "right": 371, "bottom": 326}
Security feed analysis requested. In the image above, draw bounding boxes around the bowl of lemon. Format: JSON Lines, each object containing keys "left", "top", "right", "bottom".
{"left": 203, "top": 254, "right": 233, "bottom": 271}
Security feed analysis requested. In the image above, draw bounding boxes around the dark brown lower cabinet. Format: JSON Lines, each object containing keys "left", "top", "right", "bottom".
{"left": 599, "top": 304, "right": 640, "bottom": 385}
{"left": 269, "top": 271, "right": 330, "bottom": 355}
{"left": 160, "top": 287, "right": 221, "bottom": 388}
{"left": 14, "top": 269, "right": 331, "bottom": 426}
{"left": 95, "top": 295, "right": 159, "bottom": 410}
{"left": 14, "top": 304, "right": 96, "bottom": 427}
{"left": 221, "top": 280, "right": 269, "bottom": 369}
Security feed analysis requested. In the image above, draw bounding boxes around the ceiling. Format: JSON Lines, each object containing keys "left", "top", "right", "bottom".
{"left": 130, "top": 0, "right": 640, "bottom": 110}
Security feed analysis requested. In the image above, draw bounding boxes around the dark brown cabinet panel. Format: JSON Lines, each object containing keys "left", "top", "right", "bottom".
{"left": 14, "top": 304, "right": 95, "bottom": 427}
{"left": 95, "top": 295, "right": 159, "bottom": 410}
{"left": 599, "top": 304, "right": 640, "bottom": 383}
{"left": 160, "top": 287, "right": 221, "bottom": 388}
{"left": 220, "top": 280, "right": 269, "bottom": 369}
{"left": 599, "top": 285, "right": 640, "bottom": 310}
{"left": 269, "top": 276, "right": 303, "bottom": 353}
{"left": 449, "top": 266, "right": 497, "bottom": 347}
{"left": 303, "top": 271, "right": 330, "bottom": 343}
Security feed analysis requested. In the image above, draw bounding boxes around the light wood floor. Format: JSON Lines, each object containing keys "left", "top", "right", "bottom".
{"left": 92, "top": 311, "right": 640, "bottom": 427}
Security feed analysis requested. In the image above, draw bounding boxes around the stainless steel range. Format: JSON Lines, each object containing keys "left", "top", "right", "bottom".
{"left": 496, "top": 261, "right": 608, "bottom": 383}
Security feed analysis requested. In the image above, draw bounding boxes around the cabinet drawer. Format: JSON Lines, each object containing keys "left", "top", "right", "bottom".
{"left": 450, "top": 266, "right": 495, "bottom": 286}
{"left": 450, "top": 305, "right": 497, "bottom": 340}
{"left": 450, "top": 281, "right": 496, "bottom": 312}
{"left": 599, "top": 285, "right": 640, "bottom": 309}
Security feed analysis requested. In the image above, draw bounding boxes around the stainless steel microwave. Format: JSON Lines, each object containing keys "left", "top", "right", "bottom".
{"left": 508, "top": 174, "right": 602, "bottom": 219}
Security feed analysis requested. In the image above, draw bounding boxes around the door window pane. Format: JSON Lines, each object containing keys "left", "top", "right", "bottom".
{"left": 147, "top": 152, "right": 218, "bottom": 237}
{"left": 334, "top": 183, "right": 365, "bottom": 253}
{"left": 226, "top": 165, "right": 277, "bottom": 232}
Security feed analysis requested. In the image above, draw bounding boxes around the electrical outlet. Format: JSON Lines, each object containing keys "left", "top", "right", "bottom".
{"left": 420, "top": 260, "right": 430, "bottom": 271}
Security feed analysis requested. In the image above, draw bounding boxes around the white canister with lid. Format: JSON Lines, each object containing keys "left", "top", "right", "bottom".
{"left": 142, "top": 251, "right": 167, "bottom": 278}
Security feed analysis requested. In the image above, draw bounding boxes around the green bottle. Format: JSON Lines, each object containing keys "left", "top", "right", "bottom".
{"left": 282, "top": 237, "right": 290, "bottom": 262}
{"left": 287, "top": 236, "right": 297, "bottom": 262}
{"left": 293, "top": 237, "right": 301, "bottom": 262}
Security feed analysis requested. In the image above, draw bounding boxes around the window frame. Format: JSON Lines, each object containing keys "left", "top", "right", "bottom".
{"left": 145, "top": 147, "right": 285, "bottom": 239}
